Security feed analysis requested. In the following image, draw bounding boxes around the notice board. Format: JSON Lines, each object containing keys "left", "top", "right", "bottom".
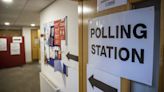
{"left": 0, "top": 36, "right": 26, "bottom": 68}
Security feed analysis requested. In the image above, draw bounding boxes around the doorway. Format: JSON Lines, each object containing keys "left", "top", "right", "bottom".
{"left": 31, "top": 29, "right": 39, "bottom": 62}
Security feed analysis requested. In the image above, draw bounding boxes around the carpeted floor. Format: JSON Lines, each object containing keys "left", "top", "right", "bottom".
{"left": 0, "top": 62, "right": 41, "bottom": 92}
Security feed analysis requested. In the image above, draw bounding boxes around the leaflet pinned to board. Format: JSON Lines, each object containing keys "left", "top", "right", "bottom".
{"left": 0, "top": 38, "right": 7, "bottom": 51}
{"left": 10, "top": 43, "right": 20, "bottom": 55}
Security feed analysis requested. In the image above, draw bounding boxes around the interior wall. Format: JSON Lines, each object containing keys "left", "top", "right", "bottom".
{"left": 0, "top": 29, "right": 22, "bottom": 36}
{"left": 40, "top": 0, "right": 78, "bottom": 92}
{"left": 22, "top": 27, "right": 32, "bottom": 63}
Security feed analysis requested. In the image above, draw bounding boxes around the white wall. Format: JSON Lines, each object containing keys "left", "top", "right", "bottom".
{"left": 40, "top": 0, "right": 78, "bottom": 92}
{"left": 22, "top": 27, "right": 32, "bottom": 63}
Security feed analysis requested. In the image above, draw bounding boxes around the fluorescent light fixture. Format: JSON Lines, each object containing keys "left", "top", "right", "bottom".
{"left": 4, "top": 22, "right": 10, "bottom": 26}
{"left": 31, "top": 23, "right": 35, "bottom": 27}
{"left": 2, "top": 0, "right": 13, "bottom": 3}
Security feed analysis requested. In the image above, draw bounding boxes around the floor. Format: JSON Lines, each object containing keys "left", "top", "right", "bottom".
{"left": 0, "top": 62, "right": 41, "bottom": 92}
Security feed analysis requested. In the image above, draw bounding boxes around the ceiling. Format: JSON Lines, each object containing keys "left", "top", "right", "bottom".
{"left": 0, "top": 0, "right": 56, "bottom": 28}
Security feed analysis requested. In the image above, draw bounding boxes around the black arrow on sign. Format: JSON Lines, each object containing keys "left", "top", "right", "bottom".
{"left": 89, "top": 75, "right": 117, "bottom": 92}
{"left": 66, "top": 52, "right": 78, "bottom": 62}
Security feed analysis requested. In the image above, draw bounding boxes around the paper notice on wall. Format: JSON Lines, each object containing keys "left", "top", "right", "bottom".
{"left": 10, "top": 43, "right": 20, "bottom": 55}
{"left": 0, "top": 38, "right": 7, "bottom": 51}
{"left": 61, "top": 40, "right": 66, "bottom": 52}
{"left": 34, "top": 38, "right": 39, "bottom": 44}
{"left": 97, "top": 0, "right": 127, "bottom": 12}
{"left": 54, "top": 60, "right": 63, "bottom": 72}
{"left": 50, "top": 47, "right": 55, "bottom": 59}
{"left": 88, "top": 7, "right": 154, "bottom": 85}
{"left": 12, "top": 36, "right": 22, "bottom": 43}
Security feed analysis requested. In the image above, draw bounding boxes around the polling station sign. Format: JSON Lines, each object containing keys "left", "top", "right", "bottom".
{"left": 88, "top": 6, "right": 154, "bottom": 86}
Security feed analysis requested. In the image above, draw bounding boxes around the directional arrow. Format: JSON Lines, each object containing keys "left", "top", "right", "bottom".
{"left": 89, "top": 75, "right": 117, "bottom": 92}
{"left": 66, "top": 52, "right": 78, "bottom": 62}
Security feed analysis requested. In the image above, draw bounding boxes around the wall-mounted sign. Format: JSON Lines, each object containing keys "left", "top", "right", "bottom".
{"left": 12, "top": 36, "right": 22, "bottom": 43}
{"left": 97, "top": 0, "right": 127, "bottom": 12}
{"left": 88, "top": 7, "right": 154, "bottom": 85}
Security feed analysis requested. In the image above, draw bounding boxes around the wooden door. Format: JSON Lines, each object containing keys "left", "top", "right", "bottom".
{"left": 31, "top": 29, "right": 39, "bottom": 61}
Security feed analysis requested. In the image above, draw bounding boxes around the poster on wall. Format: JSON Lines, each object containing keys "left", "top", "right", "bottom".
{"left": 60, "top": 18, "right": 66, "bottom": 40}
{"left": 10, "top": 43, "right": 20, "bottom": 55}
{"left": 43, "top": 16, "right": 68, "bottom": 76}
{"left": 97, "top": 0, "right": 127, "bottom": 12}
{"left": 0, "top": 38, "right": 7, "bottom": 51}
{"left": 88, "top": 7, "right": 154, "bottom": 85}
{"left": 49, "top": 26, "right": 55, "bottom": 46}
{"left": 44, "top": 23, "right": 51, "bottom": 64}
{"left": 54, "top": 20, "right": 61, "bottom": 46}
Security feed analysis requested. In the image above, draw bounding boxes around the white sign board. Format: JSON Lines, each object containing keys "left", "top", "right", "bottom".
{"left": 0, "top": 38, "right": 7, "bottom": 51}
{"left": 12, "top": 36, "right": 22, "bottom": 43}
{"left": 87, "top": 64, "right": 120, "bottom": 92}
{"left": 88, "top": 7, "right": 154, "bottom": 85}
{"left": 97, "top": 0, "right": 127, "bottom": 12}
{"left": 10, "top": 43, "right": 20, "bottom": 55}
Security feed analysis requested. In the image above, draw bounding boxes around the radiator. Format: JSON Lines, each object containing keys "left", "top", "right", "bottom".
{"left": 40, "top": 72, "right": 60, "bottom": 92}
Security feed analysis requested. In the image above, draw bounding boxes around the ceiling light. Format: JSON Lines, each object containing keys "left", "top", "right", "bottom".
{"left": 4, "top": 22, "right": 10, "bottom": 26}
{"left": 2, "top": 0, "right": 13, "bottom": 3}
{"left": 31, "top": 23, "right": 35, "bottom": 27}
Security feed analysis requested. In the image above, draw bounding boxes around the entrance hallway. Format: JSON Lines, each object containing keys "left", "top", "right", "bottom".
{"left": 0, "top": 63, "right": 40, "bottom": 92}
{"left": 0, "top": 0, "right": 164, "bottom": 92}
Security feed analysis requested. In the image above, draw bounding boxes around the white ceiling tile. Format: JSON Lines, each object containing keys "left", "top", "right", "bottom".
{"left": 0, "top": 0, "right": 56, "bottom": 27}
